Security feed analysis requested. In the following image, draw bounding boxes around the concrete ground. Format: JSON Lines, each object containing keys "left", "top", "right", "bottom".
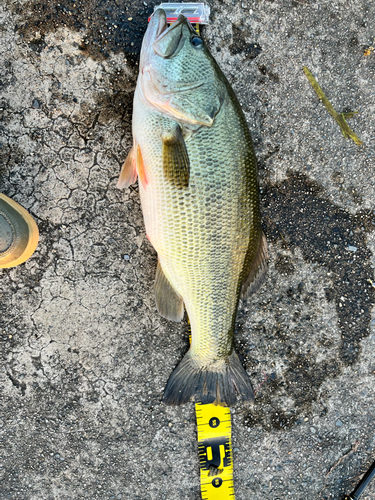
{"left": 0, "top": 0, "right": 374, "bottom": 499}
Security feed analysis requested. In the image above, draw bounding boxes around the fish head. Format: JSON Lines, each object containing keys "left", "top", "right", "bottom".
{"left": 139, "top": 9, "right": 226, "bottom": 127}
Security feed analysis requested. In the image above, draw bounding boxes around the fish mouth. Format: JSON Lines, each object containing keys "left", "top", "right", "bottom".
{"left": 153, "top": 8, "right": 168, "bottom": 40}
{"left": 141, "top": 10, "right": 199, "bottom": 92}
{"left": 145, "top": 9, "right": 168, "bottom": 48}
{"left": 150, "top": 9, "right": 192, "bottom": 43}
{"left": 153, "top": 11, "right": 187, "bottom": 43}
{"left": 140, "top": 9, "right": 168, "bottom": 68}
{"left": 139, "top": 10, "right": 211, "bottom": 125}
{"left": 147, "top": 10, "right": 193, "bottom": 59}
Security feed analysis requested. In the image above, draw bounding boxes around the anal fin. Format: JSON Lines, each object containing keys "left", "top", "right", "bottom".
{"left": 162, "top": 125, "right": 190, "bottom": 188}
{"left": 242, "top": 231, "right": 268, "bottom": 297}
{"left": 117, "top": 146, "right": 137, "bottom": 189}
{"left": 155, "top": 260, "right": 184, "bottom": 322}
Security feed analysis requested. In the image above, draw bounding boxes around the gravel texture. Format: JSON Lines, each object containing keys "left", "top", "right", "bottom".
{"left": 0, "top": 0, "right": 374, "bottom": 499}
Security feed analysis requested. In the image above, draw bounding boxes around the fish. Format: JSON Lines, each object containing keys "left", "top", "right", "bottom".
{"left": 117, "top": 9, "right": 268, "bottom": 406}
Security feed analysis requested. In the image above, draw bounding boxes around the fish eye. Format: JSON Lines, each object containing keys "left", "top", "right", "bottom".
{"left": 191, "top": 36, "right": 203, "bottom": 48}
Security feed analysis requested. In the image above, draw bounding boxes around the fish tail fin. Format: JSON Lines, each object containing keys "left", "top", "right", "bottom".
{"left": 163, "top": 350, "right": 254, "bottom": 406}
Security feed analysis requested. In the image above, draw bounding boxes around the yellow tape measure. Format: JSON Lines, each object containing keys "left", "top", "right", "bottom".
{"left": 195, "top": 402, "right": 235, "bottom": 498}
{"left": 187, "top": 322, "right": 235, "bottom": 499}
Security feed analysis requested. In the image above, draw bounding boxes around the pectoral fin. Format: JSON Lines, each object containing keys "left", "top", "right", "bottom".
{"left": 241, "top": 232, "right": 268, "bottom": 297}
{"left": 162, "top": 126, "right": 190, "bottom": 188}
{"left": 155, "top": 260, "right": 184, "bottom": 322}
{"left": 136, "top": 144, "right": 148, "bottom": 188}
{"left": 117, "top": 147, "right": 137, "bottom": 189}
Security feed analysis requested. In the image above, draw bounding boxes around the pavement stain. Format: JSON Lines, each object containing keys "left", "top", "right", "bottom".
{"left": 229, "top": 23, "right": 262, "bottom": 61}
{"left": 241, "top": 173, "right": 375, "bottom": 431}
{"left": 257, "top": 64, "right": 280, "bottom": 84}
{"left": 94, "top": 69, "right": 136, "bottom": 128}
{"left": 6, "top": 371, "right": 27, "bottom": 396}
{"left": 0, "top": 107, "right": 25, "bottom": 185}
{"left": 12, "top": 0, "right": 154, "bottom": 66}
{"left": 263, "top": 173, "right": 375, "bottom": 365}
{"left": 14, "top": 1, "right": 265, "bottom": 67}
{"left": 274, "top": 254, "right": 295, "bottom": 276}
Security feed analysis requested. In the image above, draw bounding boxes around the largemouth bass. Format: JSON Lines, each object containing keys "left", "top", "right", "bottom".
{"left": 118, "top": 9, "right": 268, "bottom": 406}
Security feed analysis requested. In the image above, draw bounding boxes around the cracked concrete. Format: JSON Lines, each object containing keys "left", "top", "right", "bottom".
{"left": 0, "top": 0, "right": 374, "bottom": 499}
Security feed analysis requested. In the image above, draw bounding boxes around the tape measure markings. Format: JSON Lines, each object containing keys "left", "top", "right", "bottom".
{"left": 195, "top": 402, "right": 235, "bottom": 499}
{"left": 187, "top": 331, "right": 235, "bottom": 498}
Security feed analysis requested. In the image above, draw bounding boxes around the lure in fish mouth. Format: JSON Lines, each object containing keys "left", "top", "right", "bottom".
{"left": 118, "top": 9, "right": 268, "bottom": 406}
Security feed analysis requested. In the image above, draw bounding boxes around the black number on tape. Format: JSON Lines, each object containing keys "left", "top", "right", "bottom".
{"left": 209, "top": 417, "right": 220, "bottom": 428}
{"left": 212, "top": 477, "right": 223, "bottom": 488}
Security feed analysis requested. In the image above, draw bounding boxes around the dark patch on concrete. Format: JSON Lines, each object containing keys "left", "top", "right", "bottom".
{"left": 274, "top": 254, "right": 295, "bottom": 276}
{"left": 239, "top": 173, "right": 374, "bottom": 431}
{"left": 284, "top": 354, "right": 341, "bottom": 408}
{"left": 230, "top": 24, "right": 262, "bottom": 60}
{"left": 31, "top": 354, "right": 43, "bottom": 372}
{"left": 270, "top": 409, "right": 297, "bottom": 430}
{"left": 331, "top": 170, "right": 365, "bottom": 206}
{"left": 0, "top": 140, "right": 25, "bottom": 190}
{"left": 0, "top": 60, "right": 15, "bottom": 92}
{"left": 263, "top": 173, "right": 374, "bottom": 365}
{"left": 28, "top": 33, "right": 47, "bottom": 53}
{"left": 95, "top": 69, "right": 136, "bottom": 127}
{"left": 257, "top": 145, "right": 281, "bottom": 172}
{"left": 13, "top": 0, "right": 154, "bottom": 66}
{"left": 291, "top": 0, "right": 310, "bottom": 6}
{"left": 7, "top": 372, "right": 27, "bottom": 396}
{"left": 241, "top": 342, "right": 342, "bottom": 432}
{"left": 258, "top": 65, "right": 280, "bottom": 83}
{"left": 349, "top": 36, "right": 359, "bottom": 47}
